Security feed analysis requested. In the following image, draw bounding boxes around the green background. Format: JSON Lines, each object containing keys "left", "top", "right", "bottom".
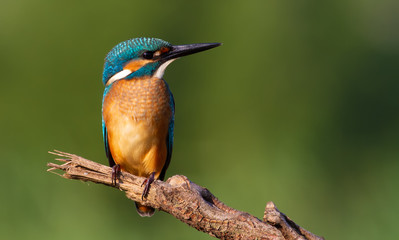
{"left": 1, "top": 0, "right": 398, "bottom": 239}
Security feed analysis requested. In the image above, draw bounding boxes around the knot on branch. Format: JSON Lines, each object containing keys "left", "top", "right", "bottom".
{"left": 166, "top": 175, "right": 191, "bottom": 188}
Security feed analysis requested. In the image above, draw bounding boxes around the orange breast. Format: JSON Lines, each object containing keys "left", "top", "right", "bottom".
{"left": 102, "top": 77, "right": 172, "bottom": 178}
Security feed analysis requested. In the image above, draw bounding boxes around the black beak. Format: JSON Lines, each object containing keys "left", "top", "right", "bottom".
{"left": 162, "top": 42, "right": 221, "bottom": 62}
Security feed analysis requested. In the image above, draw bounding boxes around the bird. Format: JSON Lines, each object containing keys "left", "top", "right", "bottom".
{"left": 101, "top": 37, "right": 221, "bottom": 217}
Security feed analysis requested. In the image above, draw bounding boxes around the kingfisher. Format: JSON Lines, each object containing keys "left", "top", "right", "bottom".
{"left": 101, "top": 37, "right": 221, "bottom": 217}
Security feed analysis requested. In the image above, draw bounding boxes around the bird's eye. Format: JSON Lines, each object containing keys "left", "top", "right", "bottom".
{"left": 142, "top": 51, "right": 154, "bottom": 59}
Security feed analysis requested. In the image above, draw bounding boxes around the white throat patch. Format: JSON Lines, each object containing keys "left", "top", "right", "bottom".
{"left": 106, "top": 69, "right": 132, "bottom": 86}
{"left": 154, "top": 59, "right": 176, "bottom": 79}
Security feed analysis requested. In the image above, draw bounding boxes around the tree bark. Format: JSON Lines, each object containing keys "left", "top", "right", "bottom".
{"left": 47, "top": 150, "right": 324, "bottom": 240}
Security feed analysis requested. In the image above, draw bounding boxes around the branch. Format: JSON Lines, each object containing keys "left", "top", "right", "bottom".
{"left": 47, "top": 150, "right": 324, "bottom": 240}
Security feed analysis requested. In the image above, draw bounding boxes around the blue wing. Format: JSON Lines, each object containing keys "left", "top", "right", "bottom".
{"left": 159, "top": 91, "right": 175, "bottom": 181}
{"left": 102, "top": 119, "right": 116, "bottom": 167}
{"left": 102, "top": 86, "right": 116, "bottom": 167}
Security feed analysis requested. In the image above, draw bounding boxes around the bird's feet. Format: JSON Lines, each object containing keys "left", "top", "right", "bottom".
{"left": 141, "top": 172, "right": 155, "bottom": 200}
{"left": 111, "top": 164, "right": 121, "bottom": 186}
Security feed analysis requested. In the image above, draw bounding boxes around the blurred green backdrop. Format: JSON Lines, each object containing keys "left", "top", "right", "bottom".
{"left": 1, "top": 0, "right": 398, "bottom": 239}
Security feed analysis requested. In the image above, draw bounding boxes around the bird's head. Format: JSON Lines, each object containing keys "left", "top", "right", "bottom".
{"left": 102, "top": 37, "right": 221, "bottom": 86}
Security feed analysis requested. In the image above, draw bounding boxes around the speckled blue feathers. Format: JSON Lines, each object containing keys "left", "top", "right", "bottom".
{"left": 102, "top": 38, "right": 172, "bottom": 84}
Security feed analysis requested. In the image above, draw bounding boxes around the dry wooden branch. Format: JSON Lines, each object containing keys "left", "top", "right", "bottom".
{"left": 47, "top": 150, "right": 324, "bottom": 240}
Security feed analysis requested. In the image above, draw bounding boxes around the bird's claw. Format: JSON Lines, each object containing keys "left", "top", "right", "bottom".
{"left": 111, "top": 164, "right": 121, "bottom": 186}
{"left": 141, "top": 172, "right": 155, "bottom": 200}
